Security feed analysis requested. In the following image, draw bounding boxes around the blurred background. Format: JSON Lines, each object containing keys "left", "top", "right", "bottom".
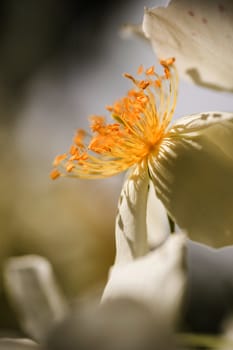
{"left": 0, "top": 0, "right": 232, "bottom": 333}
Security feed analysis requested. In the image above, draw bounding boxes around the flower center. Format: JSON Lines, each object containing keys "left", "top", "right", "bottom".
{"left": 50, "top": 58, "right": 178, "bottom": 180}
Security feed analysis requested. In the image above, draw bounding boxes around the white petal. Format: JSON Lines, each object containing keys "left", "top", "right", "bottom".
{"left": 102, "top": 233, "right": 187, "bottom": 327}
{"left": 114, "top": 162, "right": 149, "bottom": 265}
{"left": 143, "top": 0, "right": 233, "bottom": 92}
{"left": 146, "top": 179, "right": 170, "bottom": 248}
{"left": 149, "top": 111, "right": 233, "bottom": 247}
{"left": 4, "top": 255, "right": 68, "bottom": 342}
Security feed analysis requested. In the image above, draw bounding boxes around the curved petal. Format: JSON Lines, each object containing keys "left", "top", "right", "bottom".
{"left": 102, "top": 233, "right": 187, "bottom": 327}
{"left": 114, "top": 161, "right": 149, "bottom": 265}
{"left": 146, "top": 179, "right": 170, "bottom": 248}
{"left": 149, "top": 111, "right": 233, "bottom": 247}
{"left": 142, "top": 0, "right": 233, "bottom": 92}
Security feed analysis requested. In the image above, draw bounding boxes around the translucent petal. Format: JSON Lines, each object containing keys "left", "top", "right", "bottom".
{"left": 143, "top": 0, "right": 233, "bottom": 92}
{"left": 149, "top": 111, "right": 233, "bottom": 247}
{"left": 102, "top": 233, "right": 187, "bottom": 327}
{"left": 146, "top": 179, "right": 170, "bottom": 248}
{"left": 114, "top": 161, "right": 171, "bottom": 265}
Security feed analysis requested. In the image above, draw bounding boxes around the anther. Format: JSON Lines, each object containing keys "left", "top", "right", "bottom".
{"left": 160, "top": 57, "right": 175, "bottom": 67}
{"left": 137, "top": 64, "right": 144, "bottom": 75}
{"left": 138, "top": 80, "right": 150, "bottom": 89}
{"left": 123, "top": 73, "right": 136, "bottom": 83}
{"left": 66, "top": 163, "right": 75, "bottom": 172}
{"left": 50, "top": 169, "right": 61, "bottom": 180}
{"left": 53, "top": 153, "right": 67, "bottom": 166}
{"left": 146, "top": 66, "right": 155, "bottom": 75}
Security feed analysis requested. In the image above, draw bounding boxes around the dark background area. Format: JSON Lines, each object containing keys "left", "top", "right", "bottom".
{"left": 0, "top": 0, "right": 134, "bottom": 123}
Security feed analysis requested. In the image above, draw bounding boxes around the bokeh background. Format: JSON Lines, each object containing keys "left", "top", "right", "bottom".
{"left": 0, "top": 0, "right": 232, "bottom": 332}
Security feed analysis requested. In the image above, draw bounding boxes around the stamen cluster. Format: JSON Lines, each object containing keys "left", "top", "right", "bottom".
{"left": 51, "top": 58, "right": 177, "bottom": 180}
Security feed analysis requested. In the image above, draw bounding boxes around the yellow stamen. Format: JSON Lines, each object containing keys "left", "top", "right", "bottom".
{"left": 51, "top": 58, "right": 178, "bottom": 180}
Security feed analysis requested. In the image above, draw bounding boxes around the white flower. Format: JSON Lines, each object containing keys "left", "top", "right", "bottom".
{"left": 51, "top": 56, "right": 233, "bottom": 324}
{"left": 52, "top": 59, "right": 233, "bottom": 246}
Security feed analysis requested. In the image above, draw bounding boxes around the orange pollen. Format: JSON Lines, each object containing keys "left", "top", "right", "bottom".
{"left": 137, "top": 64, "right": 144, "bottom": 75}
{"left": 146, "top": 66, "right": 155, "bottom": 75}
{"left": 137, "top": 80, "right": 150, "bottom": 89}
{"left": 73, "top": 129, "right": 86, "bottom": 147}
{"left": 155, "top": 79, "right": 162, "bottom": 88}
{"left": 164, "top": 67, "right": 170, "bottom": 79}
{"left": 50, "top": 169, "right": 61, "bottom": 180}
{"left": 160, "top": 57, "right": 175, "bottom": 66}
{"left": 105, "top": 105, "right": 113, "bottom": 112}
{"left": 90, "top": 116, "right": 106, "bottom": 132}
{"left": 53, "top": 153, "right": 67, "bottom": 166}
{"left": 136, "top": 95, "right": 148, "bottom": 104}
{"left": 69, "top": 145, "right": 78, "bottom": 155}
{"left": 66, "top": 162, "right": 75, "bottom": 172}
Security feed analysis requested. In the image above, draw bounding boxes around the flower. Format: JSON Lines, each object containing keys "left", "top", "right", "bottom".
{"left": 49, "top": 57, "right": 233, "bottom": 335}
{"left": 142, "top": 0, "right": 233, "bottom": 92}
{"left": 51, "top": 58, "right": 233, "bottom": 247}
